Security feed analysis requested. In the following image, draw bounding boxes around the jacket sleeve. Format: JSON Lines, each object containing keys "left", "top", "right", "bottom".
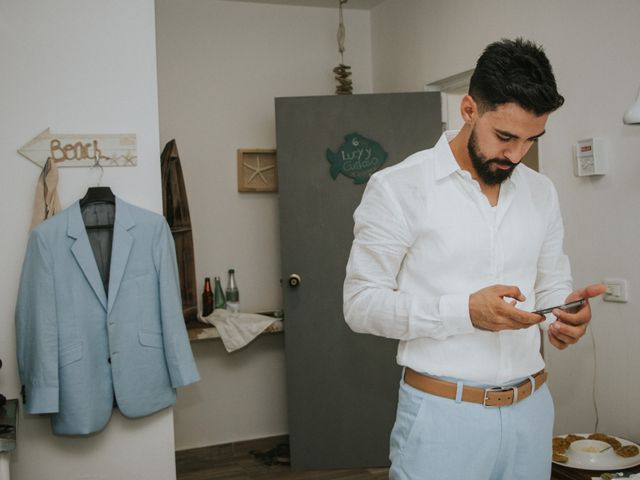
{"left": 154, "top": 219, "right": 200, "bottom": 387}
{"left": 15, "top": 229, "right": 60, "bottom": 414}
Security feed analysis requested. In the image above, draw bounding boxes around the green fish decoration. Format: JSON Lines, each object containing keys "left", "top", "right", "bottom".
{"left": 326, "top": 132, "right": 388, "bottom": 184}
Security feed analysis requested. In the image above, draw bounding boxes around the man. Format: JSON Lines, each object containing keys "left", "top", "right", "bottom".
{"left": 343, "top": 38, "right": 606, "bottom": 479}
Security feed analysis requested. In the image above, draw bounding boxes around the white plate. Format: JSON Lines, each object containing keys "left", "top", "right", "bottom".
{"left": 553, "top": 433, "right": 640, "bottom": 471}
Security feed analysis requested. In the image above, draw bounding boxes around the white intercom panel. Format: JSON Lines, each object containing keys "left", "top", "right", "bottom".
{"left": 575, "top": 137, "right": 607, "bottom": 176}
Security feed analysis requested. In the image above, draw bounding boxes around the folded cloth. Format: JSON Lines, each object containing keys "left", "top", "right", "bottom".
{"left": 201, "top": 310, "right": 276, "bottom": 352}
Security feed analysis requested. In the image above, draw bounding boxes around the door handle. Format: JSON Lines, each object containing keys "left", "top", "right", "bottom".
{"left": 288, "top": 273, "right": 302, "bottom": 288}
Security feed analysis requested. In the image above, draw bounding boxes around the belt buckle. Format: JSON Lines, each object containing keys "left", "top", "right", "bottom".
{"left": 483, "top": 385, "right": 517, "bottom": 407}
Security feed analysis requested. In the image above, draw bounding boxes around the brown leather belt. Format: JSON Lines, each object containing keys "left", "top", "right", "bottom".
{"left": 404, "top": 368, "right": 547, "bottom": 407}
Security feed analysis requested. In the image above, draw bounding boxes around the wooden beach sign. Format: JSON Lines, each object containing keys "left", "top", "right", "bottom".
{"left": 18, "top": 128, "right": 137, "bottom": 168}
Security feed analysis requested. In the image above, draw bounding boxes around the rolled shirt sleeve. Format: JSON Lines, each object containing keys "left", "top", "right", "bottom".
{"left": 344, "top": 175, "right": 474, "bottom": 342}
{"left": 533, "top": 182, "right": 573, "bottom": 329}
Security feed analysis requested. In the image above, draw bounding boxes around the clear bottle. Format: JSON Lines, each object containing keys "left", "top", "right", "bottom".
{"left": 225, "top": 268, "right": 239, "bottom": 313}
{"left": 213, "top": 276, "right": 226, "bottom": 310}
{"left": 202, "top": 277, "right": 214, "bottom": 317}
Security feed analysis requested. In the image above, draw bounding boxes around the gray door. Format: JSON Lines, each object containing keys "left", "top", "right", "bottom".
{"left": 276, "top": 92, "right": 442, "bottom": 470}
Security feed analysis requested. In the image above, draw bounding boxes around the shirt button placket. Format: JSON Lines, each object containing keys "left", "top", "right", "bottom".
{"left": 490, "top": 218, "right": 498, "bottom": 280}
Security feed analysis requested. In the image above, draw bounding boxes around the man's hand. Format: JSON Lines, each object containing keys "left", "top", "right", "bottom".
{"left": 547, "top": 284, "right": 607, "bottom": 350}
{"left": 469, "top": 285, "right": 544, "bottom": 331}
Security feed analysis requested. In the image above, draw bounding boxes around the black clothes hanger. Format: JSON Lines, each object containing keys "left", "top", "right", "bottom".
{"left": 79, "top": 186, "right": 115, "bottom": 208}
{"left": 79, "top": 157, "right": 115, "bottom": 207}
{"left": 79, "top": 158, "right": 115, "bottom": 229}
{"left": 80, "top": 186, "right": 115, "bottom": 229}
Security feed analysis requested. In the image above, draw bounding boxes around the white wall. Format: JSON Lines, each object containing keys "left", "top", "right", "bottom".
{"left": 155, "top": 0, "right": 373, "bottom": 450}
{"left": 0, "top": 1, "right": 177, "bottom": 479}
{"left": 371, "top": 0, "right": 640, "bottom": 441}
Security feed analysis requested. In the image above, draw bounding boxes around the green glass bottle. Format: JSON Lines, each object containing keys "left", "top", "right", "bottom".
{"left": 213, "top": 276, "right": 226, "bottom": 310}
{"left": 225, "top": 269, "right": 240, "bottom": 313}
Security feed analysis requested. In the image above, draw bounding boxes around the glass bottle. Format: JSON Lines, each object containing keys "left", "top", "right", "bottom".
{"left": 202, "top": 277, "right": 214, "bottom": 317}
{"left": 213, "top": 276, "right": 226, "bottom": 310}
{"left": 225, "top": 268, "right": 240, "bottom": 313}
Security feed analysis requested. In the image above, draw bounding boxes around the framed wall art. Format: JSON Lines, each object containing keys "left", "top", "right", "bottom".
{"left": 237, "top": 148, "right": 278, "bottom": 192}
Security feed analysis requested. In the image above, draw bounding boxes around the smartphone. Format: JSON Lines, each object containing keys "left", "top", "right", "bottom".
{"left": 533, "top": 298, "right": 586, "bottom": 316}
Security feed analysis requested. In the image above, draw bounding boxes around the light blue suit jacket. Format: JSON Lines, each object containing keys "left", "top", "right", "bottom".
{"left": 15, "top": 197, "right": 200, "bottom": 435}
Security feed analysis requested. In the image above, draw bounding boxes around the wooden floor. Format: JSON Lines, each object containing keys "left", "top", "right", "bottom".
{"left": 176, "top": 436, "right": 389, "bottom": 480}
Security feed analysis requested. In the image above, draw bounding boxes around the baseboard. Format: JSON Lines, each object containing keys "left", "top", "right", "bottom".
{"left": 175, "top": 434, "right": 289, "bottom": 473}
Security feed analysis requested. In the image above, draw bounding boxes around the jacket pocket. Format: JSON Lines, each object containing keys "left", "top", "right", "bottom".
{"left": 59, "top": 342, "right": 83, "bottom": 367}
{"left": 122, "top": 272, "right": 153, "bottom": 285}
{"left": 139, "top": 330, "right": 163, "bottom": 349}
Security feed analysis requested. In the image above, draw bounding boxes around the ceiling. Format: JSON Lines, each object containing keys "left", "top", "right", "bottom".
{"left": 223, "top": 0, "right": 386, "bottom": 10}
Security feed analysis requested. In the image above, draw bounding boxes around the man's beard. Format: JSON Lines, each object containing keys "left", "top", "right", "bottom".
{"left": 467, "top": 129, "right": 518, "bottom": 185}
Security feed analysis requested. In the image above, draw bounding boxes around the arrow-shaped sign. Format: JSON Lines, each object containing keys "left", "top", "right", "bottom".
{"left": 18, "top": 128, "right": 137, "bottom": 168}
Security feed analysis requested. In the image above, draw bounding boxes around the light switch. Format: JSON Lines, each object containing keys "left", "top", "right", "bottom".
{"left": 603, "top": 277, "right": 628, "bottom": 302}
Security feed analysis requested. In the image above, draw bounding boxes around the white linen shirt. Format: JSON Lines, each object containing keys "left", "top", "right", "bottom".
{"left": 343, "top": 131, "right": 573, "bottom": 385}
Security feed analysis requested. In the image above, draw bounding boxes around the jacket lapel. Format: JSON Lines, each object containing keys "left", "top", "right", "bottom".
{"left": 68, "top": 202, "right": 108, "bottom": 310}
{"left": 107, "top": 197, "right": 135, "bottom": 313}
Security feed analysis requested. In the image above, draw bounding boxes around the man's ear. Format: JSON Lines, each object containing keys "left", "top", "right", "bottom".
{"left": 460, "top": 95, "right": 478, "bottom": 124}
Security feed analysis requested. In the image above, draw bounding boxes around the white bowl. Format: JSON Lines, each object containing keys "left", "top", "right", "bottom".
{"left": 569, "top": 439, "right": 616, "bottom": 466}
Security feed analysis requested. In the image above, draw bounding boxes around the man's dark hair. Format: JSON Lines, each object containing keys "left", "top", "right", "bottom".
{"left": 469, "top": 38, "right": 564, "bottom": 115}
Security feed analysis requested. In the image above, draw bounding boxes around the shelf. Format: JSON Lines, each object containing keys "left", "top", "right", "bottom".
{"left": 185, "top": 311, "right": 284, "bottom": 342}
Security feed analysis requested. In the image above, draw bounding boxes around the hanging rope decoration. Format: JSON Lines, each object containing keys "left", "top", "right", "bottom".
{"left": 334, "top": 0, "right": 353, "bottom": 95}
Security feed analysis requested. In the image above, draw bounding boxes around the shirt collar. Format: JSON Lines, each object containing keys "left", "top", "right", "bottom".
{"left": 433, "top": 130, "right": 520, "bottom": 188}
{"left": 434, "top": 130, "right": 462, "bottom": 181}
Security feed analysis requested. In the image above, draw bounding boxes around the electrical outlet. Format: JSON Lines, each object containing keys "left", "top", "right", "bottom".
{"left": 603, "top": 278, "right": 628, "bottom": 303}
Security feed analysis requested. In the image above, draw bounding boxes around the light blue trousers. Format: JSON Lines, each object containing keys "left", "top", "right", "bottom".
{"left": 389, "top": 374, "right": 554, "bottom": 480}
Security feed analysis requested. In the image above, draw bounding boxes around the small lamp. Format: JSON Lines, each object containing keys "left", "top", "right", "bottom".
{"left": 623, "top": 85, "right": 640, "bottom": 124}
